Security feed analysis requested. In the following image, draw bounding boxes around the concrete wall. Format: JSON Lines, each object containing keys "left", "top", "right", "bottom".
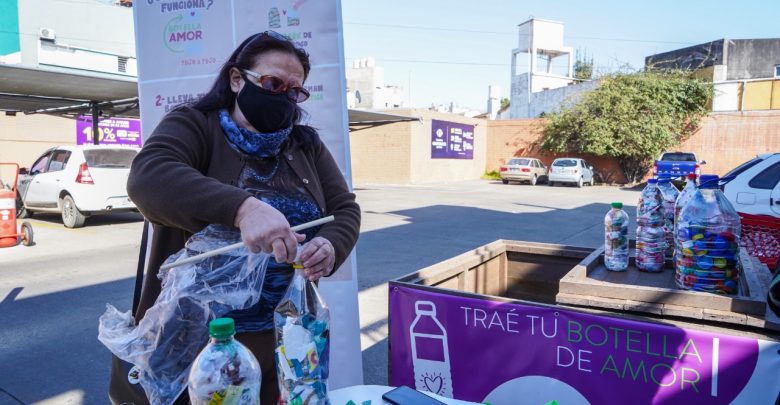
{"left": 408, "top": 110, "right": 486, "bottom": 184}
{"left": 349, "top": 110, "right": 487, "bottom": 185}
{"left": 726, "top": 39, "right": 780, "bottom": 80}
{"left": 0, "top": 113, "right": 75, "bottom": 171}
{"left": 17, "top": 0, "right": 134, "bottom": 67}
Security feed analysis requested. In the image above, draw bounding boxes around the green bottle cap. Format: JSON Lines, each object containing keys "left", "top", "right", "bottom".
{"left": 611, "top": 202, "right": 623, "bottom": 209}
{"left": 209, "top": 317, "right": 235, "bottom": 339}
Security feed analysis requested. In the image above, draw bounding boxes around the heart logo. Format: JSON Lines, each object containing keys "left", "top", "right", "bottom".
{"left": 423, "top": 375, "right": 444, "bottom": 394}
{"left": 190, "top": 11, "right": 195, "bottom": 16}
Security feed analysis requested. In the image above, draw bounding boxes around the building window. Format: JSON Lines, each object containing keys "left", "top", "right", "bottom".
{"left": 776, "top": 65, "right": 780, "bottom": 77}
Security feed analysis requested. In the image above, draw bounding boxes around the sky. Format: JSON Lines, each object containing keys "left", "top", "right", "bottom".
{"left": 340, "top": 0, "right": 780, "bottom": 111}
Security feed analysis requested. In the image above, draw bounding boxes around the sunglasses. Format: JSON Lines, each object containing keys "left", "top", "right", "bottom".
{"left": 243, "top": 69, "right": 310, "bottom": 103}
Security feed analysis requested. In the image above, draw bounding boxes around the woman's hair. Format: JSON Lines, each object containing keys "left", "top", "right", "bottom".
{"left": 193, "top": 33, "right": 310, "bottom": 116}
{"left": 192, "top": 32, "right": 317, "bottom": 147}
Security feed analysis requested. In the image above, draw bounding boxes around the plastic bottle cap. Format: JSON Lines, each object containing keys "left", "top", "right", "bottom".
{"left": 687, "top": 173, "right": 697, "bottom": 180}
{"left": 647, "top": 179, "right": 658, "bottom": 184}
{"left": 657, "top": 176, "right": 671, "bottom": 183}
{"left": 209, "top": 317, "right": 235, "bottom": 339}
{"left": 611, "top": 202, "right": 623, "bottom": 209}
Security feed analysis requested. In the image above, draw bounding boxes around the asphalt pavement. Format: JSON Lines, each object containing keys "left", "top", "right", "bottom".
{"left": 0, "top": 180, "right": 641, "bottom": 404}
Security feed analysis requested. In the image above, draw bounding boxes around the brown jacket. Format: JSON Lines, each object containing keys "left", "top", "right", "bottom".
{"left": 127, "top": 106, "right": 360, "bottom": 321}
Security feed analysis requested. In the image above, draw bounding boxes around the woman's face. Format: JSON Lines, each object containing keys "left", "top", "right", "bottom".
{"left": 229, "top": 50, "right": 305, "bottom": 130}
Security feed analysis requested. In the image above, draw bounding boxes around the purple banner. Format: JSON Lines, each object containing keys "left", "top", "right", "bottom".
{"left": 76, "top": 116, "right": 142, "bottom": 147}
{"left": 389, "top": 283, "right": 780, "bottom": 404}
{"left": 431, "top": 120, "right": 473, "bottom": 159}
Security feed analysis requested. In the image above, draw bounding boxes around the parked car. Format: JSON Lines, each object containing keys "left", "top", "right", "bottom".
{"left": 548, "top": 158, "right": 594, "bottom": 188}
{"left": 499, "top": 157, "right": 547, "bottom": 185}
{"left": 654, "top": 151, "right": 705, "bottom": 181}
{"left": 16, "top": 145, "right": 139, "bottom": 228}
{"left": 719, "top": 153, "right": 780, "bottom": 218}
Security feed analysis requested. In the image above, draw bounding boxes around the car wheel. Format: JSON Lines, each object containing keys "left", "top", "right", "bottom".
{"left": 501, "top": 179, "right": 509, "bottom": 184}
{"left": 21, "top": 221, "right": 33, "bottom": 246}
{"left": 548, "top": 181, "right": 555, "bottom": 187}
{"left": 61, "top": 195, "right": 86, "bottom": 228}
{"left": 530, "top": 175, "right": 538, "bottom": 186}
{"left": 577, "top": 177, "right": 583, "bottom": 188}
{"left": 16, "top": 194, "right": 31, "bottom": 219}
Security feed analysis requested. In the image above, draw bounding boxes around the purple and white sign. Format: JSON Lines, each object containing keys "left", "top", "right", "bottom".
{"left": 76, "top": 116, "right": 142, "bottom": 147}
{"left": 389, "top": 284, "right": 780, "bottom": 404}
{"left": 431, "top": 120, "right": 474, "bottom": 159}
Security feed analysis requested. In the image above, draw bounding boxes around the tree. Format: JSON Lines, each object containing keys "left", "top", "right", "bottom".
{"left": 540, "top": 71, "right": 713, "bottom": 183}
{"left": 500, "top": 97, "right": 510, "bottom": 110}
{"left": 574, "top": 50, "right": 594, "bottom": 80}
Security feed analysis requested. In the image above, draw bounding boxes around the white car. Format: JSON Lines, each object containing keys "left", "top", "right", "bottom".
{"left": 547, "top": 158, "right": 595, "bottom": 188}
{"left": 720, "top": 153, "right": 780, "bottom": 218}
{"left": 16, "top": 145, "right": 139, "bottom": 228}
{"left": 499, "top": 157, "right": 547, "bottom": 185}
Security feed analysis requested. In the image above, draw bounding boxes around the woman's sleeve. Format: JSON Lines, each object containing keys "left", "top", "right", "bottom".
{"left": 127, "top": 108, "right": 252, "bottom": 233}
{"left": 312, "top": 140, "right": 361, "bottom": 273}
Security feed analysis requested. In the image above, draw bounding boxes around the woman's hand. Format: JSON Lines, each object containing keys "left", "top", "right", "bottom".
{"left": 299, "top": 237, "right": 336, "bottom": 281}
{"left": 234, "top": 197, "right": 305, "bottom": 263}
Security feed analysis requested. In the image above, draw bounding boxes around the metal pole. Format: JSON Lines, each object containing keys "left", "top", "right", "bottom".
{"left": 91, "top": 101, "right": 100, "bottom": 145}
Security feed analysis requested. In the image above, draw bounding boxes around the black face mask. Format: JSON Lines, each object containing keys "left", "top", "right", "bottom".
{"left": 236, "top": 77, "right": 296, "bottom": 132}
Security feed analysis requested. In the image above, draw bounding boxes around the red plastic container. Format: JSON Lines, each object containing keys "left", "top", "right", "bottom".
{"left": 739, "top": 212, "right": 780, "bottom": 271}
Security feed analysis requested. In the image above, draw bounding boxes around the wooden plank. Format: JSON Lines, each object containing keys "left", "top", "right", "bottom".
{"left": 663, "top": 304, "right": 704, "bottom": 320}
{"left": 703, "top": 308, "right": 748, "bottom": 325}
{"left": 625, "top": 300, "right": 665, "bottom": 315}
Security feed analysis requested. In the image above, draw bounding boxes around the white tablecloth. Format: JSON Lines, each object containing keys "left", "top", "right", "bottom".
{"left": 328, "top": 385, "right": 481, "bottom": 405}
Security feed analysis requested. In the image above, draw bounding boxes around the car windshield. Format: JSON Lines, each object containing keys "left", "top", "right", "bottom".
{"left": 660, "top": 152, "right": 696, "bottom": 162}
{"left": 508, "top": 158, "right": 530, "bottom": 166}
{"left": 83, "top": 149, "right": 138, "bottom": 168}
{"left": 553, "top": 159, "right": 577, "bottom": 167}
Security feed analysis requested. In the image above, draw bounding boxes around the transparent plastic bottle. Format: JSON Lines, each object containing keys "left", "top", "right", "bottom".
{"left": 274, "top": 263, "right": 330, "bottom": 405}
{"left": 657, "top": 176, "right": 680, "bottom": 258}
{"left": 604, "top": 202, "right": 629, "bottom": 271}
{"left": 410, "top": 301, "right": 453, "bottom": 398}
{"left": 188, "top": 317, "right": 261, "bottom": 405}
{"left": 674, "top": 173, "right": 699, "bottom": 261}
{"left": 675, "top": 175, "right": 741, "bottom": 294}
{"left": 636, "top": 179, "right": 666, "bottom": 272}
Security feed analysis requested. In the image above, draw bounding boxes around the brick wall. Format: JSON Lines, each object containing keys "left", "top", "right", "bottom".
{"left": 349, "top": 119, "right": 412, "bottom": 184}
{"left": 0, "top": 113, "right": 75, "bottom": 182}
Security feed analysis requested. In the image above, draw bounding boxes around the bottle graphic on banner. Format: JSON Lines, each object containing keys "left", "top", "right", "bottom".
{"left": 410, "top": 301, "right": 453, "bottom": 398}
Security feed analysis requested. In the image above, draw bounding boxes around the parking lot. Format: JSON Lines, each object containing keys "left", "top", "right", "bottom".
{"left": 0, "top": 180, "right": 641, "bottom": 404}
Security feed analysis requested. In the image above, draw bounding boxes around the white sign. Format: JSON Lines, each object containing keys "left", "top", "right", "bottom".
{"left": 133, "top": 0, "right": 362, "bottom": 389}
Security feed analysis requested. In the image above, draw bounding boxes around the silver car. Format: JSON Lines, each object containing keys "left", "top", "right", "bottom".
{"left": 499, "top": 157, "right": 547, "bottom": 186}
{"left": 548, "top": 158, "right": 595, "bottom": 188}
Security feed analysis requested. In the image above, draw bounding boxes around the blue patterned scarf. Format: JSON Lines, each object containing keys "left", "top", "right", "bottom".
{"left": 219, "top": 109, "right": 292, "bottom": 158}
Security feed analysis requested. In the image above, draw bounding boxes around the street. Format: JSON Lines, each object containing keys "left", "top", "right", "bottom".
{"left": 0, "top": 180, "right": 641, "bottom": 404}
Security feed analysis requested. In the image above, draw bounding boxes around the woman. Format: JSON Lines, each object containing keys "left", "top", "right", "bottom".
{"left": 127, "top": 31, "right": 360, "bottom": 404}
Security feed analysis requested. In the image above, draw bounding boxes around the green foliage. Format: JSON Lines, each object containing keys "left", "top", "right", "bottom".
{"left": 574, "top": 50, "right": 594, "bottom": 80}
{"left": 500, "top": 97, "right": 510, "bottom": 110}
{"left": 482, "top": 170, "right": 501, "bottom": 180}
{"left": 540, "top": 71, "right": 713, "bottom": 183}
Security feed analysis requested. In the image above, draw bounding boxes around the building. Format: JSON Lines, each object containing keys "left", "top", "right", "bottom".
{"left": 646, "top": 39, "right": 780, "bottom": 111}
{"left": 0, "top": 0, "right": 138, "bottom": 166}
{"left": 509, "top": 19, "right": 574, "bottom": 118}
{"left": 346, "top": 58, "right": 407, "bottom": 109}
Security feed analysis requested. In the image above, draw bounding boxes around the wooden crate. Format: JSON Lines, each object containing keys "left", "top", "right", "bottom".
{"left": 558, "top": 247, "right": 780, "bottom": 331}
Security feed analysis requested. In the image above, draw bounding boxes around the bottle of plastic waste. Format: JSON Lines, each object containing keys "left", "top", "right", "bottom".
{"left": 636, "top": 179, "right": 666, "bottom": 272}
{"left": 657, "top": 176, "right": 680, "bottom": 258}
{"left": 410, "top": 300, "right": 453, "bottom": 398}
{"left": 674, "top": 173, "right": 698, "bottom": 259}
{"left": 604, "top": 202, "right": 629, "bottom": 271}
{"left": 274, "top": 262, "right": 330, "bottom": 405}
{"left": 188, "top": 317, "right": 262, "bottom": 405}
{"left": 675, "top": 174, "right": 741, "bottom": 294}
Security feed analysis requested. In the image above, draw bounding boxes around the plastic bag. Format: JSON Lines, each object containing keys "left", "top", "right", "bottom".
{"left": 274, "top": 264, "right": 330, "bottom": 405}
{"left": 98, "top": 225, "right": 270, "bottom": 405}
